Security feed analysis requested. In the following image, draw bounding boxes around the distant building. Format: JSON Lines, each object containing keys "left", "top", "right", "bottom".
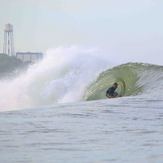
{"left": 16, "top": 52, "right": 43, "bottom": 64}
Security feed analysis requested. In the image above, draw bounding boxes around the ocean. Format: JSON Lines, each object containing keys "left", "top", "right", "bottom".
{"left": 0, "top": 47, "right": 163, "bottom": 163}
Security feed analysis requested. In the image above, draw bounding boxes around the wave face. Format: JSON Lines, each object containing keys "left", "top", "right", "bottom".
{"left": 84, "top": 63, "right": 163, "bottom": 100}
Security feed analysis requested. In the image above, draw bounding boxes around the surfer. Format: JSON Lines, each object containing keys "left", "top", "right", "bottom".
{"left": 106, "top": 82, "right": 118, "bottom": 98}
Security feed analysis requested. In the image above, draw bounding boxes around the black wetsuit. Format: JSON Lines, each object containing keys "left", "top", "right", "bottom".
{"left": 106, "top": 86, "right": 118, "bottom": 97}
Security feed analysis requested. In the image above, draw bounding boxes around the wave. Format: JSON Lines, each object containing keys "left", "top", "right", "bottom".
{"left": 0, "top": 46, "right": 111, "bottom": 111}
{"left": 84, "top": 63, "right": 163, "bottom": 100}
{"left": 0, "top": 46, "right": 163, "bottom": 111}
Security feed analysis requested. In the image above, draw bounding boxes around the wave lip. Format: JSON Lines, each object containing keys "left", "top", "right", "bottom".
{"left": 84, "top": 62, "right": 163, "bottom": 100}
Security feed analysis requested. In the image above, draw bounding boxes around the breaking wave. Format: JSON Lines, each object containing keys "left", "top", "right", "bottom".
{"left": 0, "top": 46, "right": 163, "bottom": 111}
{"left": 0, "top": 46, "right": 110, "bottom": 111}
{"left": 84, "top": 63, "right": 163, "bottom": 100}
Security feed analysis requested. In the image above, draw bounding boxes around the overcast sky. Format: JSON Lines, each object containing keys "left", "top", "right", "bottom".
{"left": 0, "top": 0, "right": 163, "bottom": 64}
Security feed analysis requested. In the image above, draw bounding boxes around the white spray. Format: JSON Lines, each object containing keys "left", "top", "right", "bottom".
{"left": 0, "top": 46, "right": 112, "bottom": 111}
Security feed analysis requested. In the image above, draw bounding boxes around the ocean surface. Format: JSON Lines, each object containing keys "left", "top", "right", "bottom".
{"left": 0, "top": 47, "right": 163, "bottom": 162}
{"left": 0, "top": 97, "right": 163, "bottom": 163}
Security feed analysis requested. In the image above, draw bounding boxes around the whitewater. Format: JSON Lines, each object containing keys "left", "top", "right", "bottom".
{"left": 0, "top": 46, "right": 112, "bottom": 110}
{"left": 0, "top": 47, "right": 163, "bottom": 163}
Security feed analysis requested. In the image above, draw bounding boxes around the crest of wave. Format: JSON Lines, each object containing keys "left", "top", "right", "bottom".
{"left": 0, "top": 46, "right": 111, "bottom": 111}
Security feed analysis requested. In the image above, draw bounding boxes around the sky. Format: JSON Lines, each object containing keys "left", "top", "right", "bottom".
{"left": 0, "top": 0, "right": 163, "bottom": 64}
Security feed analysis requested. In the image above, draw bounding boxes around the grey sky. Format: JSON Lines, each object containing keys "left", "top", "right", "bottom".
{"left": 0, "top": 0, "right": 163, "bottom": 64}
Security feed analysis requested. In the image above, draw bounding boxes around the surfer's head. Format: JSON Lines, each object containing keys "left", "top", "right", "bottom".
{"left": 113, "top": 82, "right": 118, "bottom": 88}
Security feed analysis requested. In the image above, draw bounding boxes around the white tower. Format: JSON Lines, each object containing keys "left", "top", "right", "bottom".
{"left": 3, "top": 24, "right": 15, "bottom": 56}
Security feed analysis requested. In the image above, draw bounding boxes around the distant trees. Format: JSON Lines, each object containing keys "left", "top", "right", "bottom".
{"left": 0, "top": 53, "right": 28, "bottom": 78}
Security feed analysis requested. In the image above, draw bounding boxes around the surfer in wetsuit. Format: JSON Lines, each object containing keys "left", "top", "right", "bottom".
{"left": 106, "top": 82, "right": 118, "bottom": 98}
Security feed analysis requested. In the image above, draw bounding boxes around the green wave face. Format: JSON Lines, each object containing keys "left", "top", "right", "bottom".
{"left": 84, "top": 63, "right": 163, "bottom": 101}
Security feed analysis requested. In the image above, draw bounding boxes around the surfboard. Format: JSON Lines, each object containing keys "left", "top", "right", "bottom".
{"left": 107, "top": 94, "right": 122, "bottom": 99}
